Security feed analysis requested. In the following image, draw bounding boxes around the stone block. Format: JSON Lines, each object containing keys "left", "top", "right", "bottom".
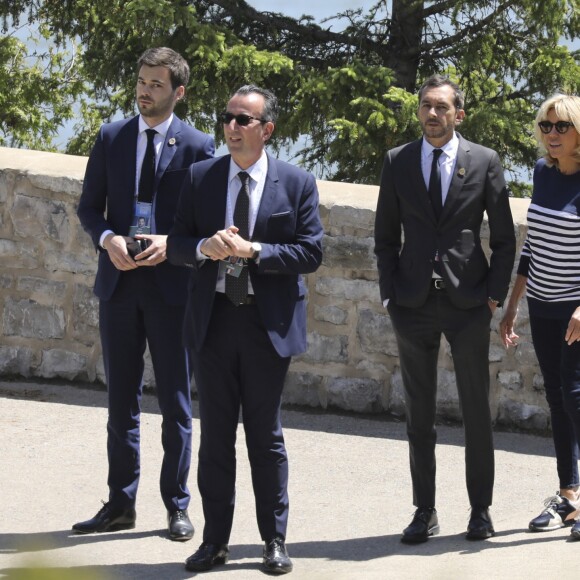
{"left": 533, "top": 373, "right": 545, "bottom": 392}
{"left": 322, "top": 235, "right": 375, "bottom": 270}
{"left": 498, "top": 370, "right": 522, "bottom": 391}
{"left": 10, "top": 194, "right": 70, "bottom": 243}
{"left": 17, "top": 277, "right": 67, "bottom": 303}
{"left": 283, "top": 372, "right": 323, "bottom": 407}
{"left": 300, "top": 332, "right": 348, "bottom": 363}
{"left": 72, "top": 283, "right": 99, "bottom": 344}
{"left": 497, "top": 399, "right": 549, "bottom": 431}
{"left": 45, "top": 251, "right": 97, "bottom": 276}
{"left": 37, "top": 349, "right": 89, "bottom": 380}
{"left": 3, "top": 298, "right": 65, "bottom": 339}
{"left": 327, "top": 376, "right": 383, "bottom": 413}
{"left": 488, "top": 343, "right": 505, "bottom": 363}
{"left": 357, "top": 308, "right": 398, "bottom": 356}
{"left": 314, "top": 304, "right": 348, "bottom": 325}
{"left": 0, "top": 238, "right": 41, "bottom": 269}
{"left": 315, "top": 277, "right": 380, "bottom": 302}
{"left": 328, "top": 206, "right": 375, "bottom": 234}
{"left": 0, "top": 345, "right": 36, "bottom": 376}
{"left": 0, "top": 274, "right": 13, "bottom": 288}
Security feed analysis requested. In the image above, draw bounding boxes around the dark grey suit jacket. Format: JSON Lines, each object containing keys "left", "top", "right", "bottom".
{"left": 374, "top": 134, "right": 516, "bottom": 309}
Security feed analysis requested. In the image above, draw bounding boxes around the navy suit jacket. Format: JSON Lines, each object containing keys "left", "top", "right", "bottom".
{"left": 167, "top": 153, "right": 324, "bottom": 358}
{"left": 374, "top": 135, "right": 515, "bottom": 309}
{"left": 78, "top": 115, "right": 215, "bottom": 305}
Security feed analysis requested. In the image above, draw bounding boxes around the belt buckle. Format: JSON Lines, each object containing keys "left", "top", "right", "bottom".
{"left": 433, "top": 279, "right": 445, "bottom": 290}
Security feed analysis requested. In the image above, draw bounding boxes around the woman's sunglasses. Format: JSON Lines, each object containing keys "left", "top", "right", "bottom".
{"left": 538, "top": 121, "right": 574, "bottom": 134}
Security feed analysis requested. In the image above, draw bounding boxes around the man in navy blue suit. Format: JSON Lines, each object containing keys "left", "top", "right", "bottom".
{"left": 74, "top": 47, "right": 214, "bottom": 541}
{"left": 167, "top": 85, "right": 323, "bottom": 574}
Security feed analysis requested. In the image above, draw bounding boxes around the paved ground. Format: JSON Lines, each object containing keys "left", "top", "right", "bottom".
{"left": 0, "top": 380, "right": 578, "bottom": 579}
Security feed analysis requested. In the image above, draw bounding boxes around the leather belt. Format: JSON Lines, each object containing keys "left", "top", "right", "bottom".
{"left": 431, "top": 278, "right": 446, "bottom": 290}
{"left": 215, "top": 292, "right": 256, "bottom": 305}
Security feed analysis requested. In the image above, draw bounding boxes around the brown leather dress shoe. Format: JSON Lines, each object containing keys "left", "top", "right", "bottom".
{"left": 401, "top": 507, "right": 439, "bottom": 543}
{"left": 72, "top": 502, "right": 136, "bottom": 534}
{"left": 262, "top": 537, "right": 293, "bottom": 574}
{"left": 466, "top": 506, "right": 495, "bottom": 540}
{"left": 185, "top": 542, "right": 229, "bottom": 572}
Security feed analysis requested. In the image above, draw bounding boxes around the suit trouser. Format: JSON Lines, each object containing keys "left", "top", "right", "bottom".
{"left": 99, "top": 268, "right": 193, "bottom": 512}
{"left": 191, "top": 293, "right": 291, "bottom": 544}
{"left": 388, "top": 286, "right": 494, "bottom": 508}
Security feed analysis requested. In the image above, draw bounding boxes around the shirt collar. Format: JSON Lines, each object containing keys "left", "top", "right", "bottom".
{"left": 138, "top": 113, "right": 174, "bottom": 137}
{"left": 228, "top": 150, "right": 268, "bottom": 186}
{"left": 422, "top": 132, "right": 459, "bottom": 159}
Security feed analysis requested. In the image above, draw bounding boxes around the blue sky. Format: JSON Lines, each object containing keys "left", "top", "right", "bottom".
{"left": 247, "top": 1, "right": 368, "bottom": 21}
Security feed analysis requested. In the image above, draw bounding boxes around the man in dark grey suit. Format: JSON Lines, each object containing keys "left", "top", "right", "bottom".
{"left": 374, "top": 75, "right": 515, "bottom": 543}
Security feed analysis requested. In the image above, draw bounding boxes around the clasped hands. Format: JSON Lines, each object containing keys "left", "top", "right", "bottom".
{"left": 200, "top": 226, "right": 254, "bottom": 261}
{"left": 104, "top": 233, "right": 167, "bottom": 271}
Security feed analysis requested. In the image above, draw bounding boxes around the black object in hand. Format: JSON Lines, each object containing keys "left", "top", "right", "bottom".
{"left": 127, "top": 238, "right": 152, "bottom": 258}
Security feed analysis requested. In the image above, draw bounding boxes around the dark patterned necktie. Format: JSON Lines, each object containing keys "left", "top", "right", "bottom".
{"left": 428, "top": 148, "right": 443, "bottom": 220}
{"left": 138, "top": 129, "right": 157, "bottom": 203}
{"left": 225, "top": 172, "right": 250, "bottom": 305}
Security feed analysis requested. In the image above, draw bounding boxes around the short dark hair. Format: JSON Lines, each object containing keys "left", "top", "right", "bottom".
{"left": 233, "top": 85, "right": 279, "bottom": 123}
{"left": 418, "top": 75, "right": 465, "bottom": 110}
{"left": 137, "top": 47, "right": 190, "bottom": 90}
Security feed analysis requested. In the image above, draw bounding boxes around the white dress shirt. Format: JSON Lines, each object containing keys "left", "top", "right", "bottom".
{"left": 197, "top": 150, "right": 269, "bottom": 294}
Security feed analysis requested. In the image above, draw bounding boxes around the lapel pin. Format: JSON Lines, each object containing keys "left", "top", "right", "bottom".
{"left": 457, "top": 167, "right": 466, "bottom": 177}
{"left": 168, "top": 137, "right": 176, "bottom": 146}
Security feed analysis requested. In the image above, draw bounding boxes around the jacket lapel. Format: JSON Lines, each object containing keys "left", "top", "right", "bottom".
{"left": 251, "top": 153, "right": 279, "bottom": 241}
{"left": 405, "top": 140, "right": 435, "bottom": 221}
{"left": 154, "top": 116, "right": 180, "bottom": 189}
{"left": 440, "top": 135, "right": 471, "bottom": 221}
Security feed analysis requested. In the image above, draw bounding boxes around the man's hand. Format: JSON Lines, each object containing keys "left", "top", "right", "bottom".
{"left": 103, "top": 234, "right": 139, "bottom": 271}
{"left": 133, "top": 234, "right": 168, "bottom": 266}
{"left": 199, "top": 225, "right": 256, "bottom": 261}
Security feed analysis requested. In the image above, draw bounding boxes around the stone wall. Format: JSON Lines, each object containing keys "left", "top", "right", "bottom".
{"left": 0, "top": 147, "right": 546, "bottom": 430}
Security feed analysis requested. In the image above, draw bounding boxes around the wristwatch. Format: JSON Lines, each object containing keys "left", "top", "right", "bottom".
{"left": 251, "top": 242, "right": 262, "bottom": 260}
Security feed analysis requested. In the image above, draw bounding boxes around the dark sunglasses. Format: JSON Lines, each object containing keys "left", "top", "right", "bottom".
{"left": 538, "top": 120, "right": 573, "bottom": 134}
{"left": 219, "top": 112, "right": 268, "bottom": 126}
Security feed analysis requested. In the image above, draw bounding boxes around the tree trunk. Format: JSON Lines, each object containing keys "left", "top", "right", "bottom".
{"left": 386, "top": 0, "right": 424, "bottom": 92}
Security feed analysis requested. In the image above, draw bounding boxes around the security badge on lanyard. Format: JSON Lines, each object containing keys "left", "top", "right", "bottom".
{"left": 223, "top": 256, "right": 246, "bottom": 278}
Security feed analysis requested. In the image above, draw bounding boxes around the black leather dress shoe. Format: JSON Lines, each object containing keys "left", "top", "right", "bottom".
{"left": 72, "top": 502, "right": 136, "bottom": 534}
{"left": 262, "top": 537, "right": 293, "bottom": 574}
{"left": 401, "top": 507, "right": 439, "bottom": 543}
{"left": 185, "top": 542, "right": 229, "bottom": 572}
{"left": 168, "top": 509, "right": 194, "bottom": 541}
{"left": 466, "top": 506, "right": 495, "bottom": 540}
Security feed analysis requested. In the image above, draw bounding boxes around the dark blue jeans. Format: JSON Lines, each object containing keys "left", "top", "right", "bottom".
{"left": 530, "top": 314, "right": 580, "bottom": 489}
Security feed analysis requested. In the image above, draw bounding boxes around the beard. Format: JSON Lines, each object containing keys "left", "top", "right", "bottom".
{"left": 137, "top": 95, "right": 174, "bottom": 119}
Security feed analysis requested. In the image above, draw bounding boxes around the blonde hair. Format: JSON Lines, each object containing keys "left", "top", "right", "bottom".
{"left": 534, "top": 94, "right": 580, "bottom": 167}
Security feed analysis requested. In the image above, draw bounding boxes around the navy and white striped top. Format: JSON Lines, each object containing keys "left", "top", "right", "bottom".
{"left": 517, "top": 158, "right": 580, "bottom": 318}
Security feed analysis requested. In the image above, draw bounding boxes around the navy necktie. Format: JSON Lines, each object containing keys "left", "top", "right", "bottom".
{"left": 428, "top": 148, "right": 443, "bottom": 220}
{"left": 139, "top": 129, "right": 157, "bottom": 203}
{"left": 225, "top": 172, "right": 251, "bottom": 305}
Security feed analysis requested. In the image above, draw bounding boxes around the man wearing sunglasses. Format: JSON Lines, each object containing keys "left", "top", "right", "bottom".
{"left": 168, "top": 85, "right": 323, "bottom": 574}
{"left": 374, "top": 75, "right": 516, "bottom": 543}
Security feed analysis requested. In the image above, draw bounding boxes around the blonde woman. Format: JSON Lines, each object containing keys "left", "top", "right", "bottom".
{"left": 500, "top": 94, "right": 580, "bottom": 539}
